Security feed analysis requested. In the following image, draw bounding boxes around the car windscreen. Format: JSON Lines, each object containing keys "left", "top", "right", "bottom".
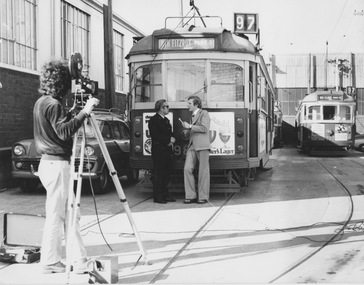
{"left": 79, "top": 120, "right": 103, "bottom": 138}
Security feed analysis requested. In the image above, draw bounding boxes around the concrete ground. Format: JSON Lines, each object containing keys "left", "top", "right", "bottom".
{"left": 1, "top": 145, "right": 364, "bottom": 284}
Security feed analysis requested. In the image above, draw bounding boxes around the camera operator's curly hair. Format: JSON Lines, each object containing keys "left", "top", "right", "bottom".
{"left": 38, "top": 60, "right": 71, "bottom": 98}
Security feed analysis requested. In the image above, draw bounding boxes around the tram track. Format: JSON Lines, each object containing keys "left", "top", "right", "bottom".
{"left": 99, "top": 156, "right": 357, "bottom": 283}
{"left": 149, "top": 193, "right": 237, "bottom": 283}
{"left": 268, "top": 157, "right": 355, "bottom": 283}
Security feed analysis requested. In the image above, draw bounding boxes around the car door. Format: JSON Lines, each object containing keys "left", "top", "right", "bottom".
{"left": 100, "top": 120, "right": 120, "bottom": 170}
{"left": 111, "top": 121, "right": 130, "bottom": 173}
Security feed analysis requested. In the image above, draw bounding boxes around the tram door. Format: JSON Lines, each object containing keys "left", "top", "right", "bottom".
{"left": 249, "top": 63, "right": 258, "bottom": 158}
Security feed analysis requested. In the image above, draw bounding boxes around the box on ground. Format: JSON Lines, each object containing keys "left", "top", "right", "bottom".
{"left": 0, "top": 213, "right": 45, "bottom": 263}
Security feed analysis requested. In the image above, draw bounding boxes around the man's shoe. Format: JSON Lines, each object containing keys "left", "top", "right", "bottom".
{"left": 183, "top": 198, "right": 197, "bottom": 204}
{"left": 165, "top": 196, "right": 176, "bottom": 202}
{"left": 42, "top": 262, "right": 66, "bottom": 274}
{"left": 154, "top": 199, "right": 167, "bottom": 204}
{"left": 197, "top": 199, "right": 208, "bottom": 204}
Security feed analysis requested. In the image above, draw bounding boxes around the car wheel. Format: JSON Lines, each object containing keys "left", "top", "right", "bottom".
{"left": 359, "top": 144, "right": 364, "bottom": 152}
{"left": 127, "top": 168, "right": 139, "bottom": 183}
{"left": 91, "top": 167, "right": 110, "bottom": 194}
{"left": 19, "top": 179, "right": 39, "bottom": 193}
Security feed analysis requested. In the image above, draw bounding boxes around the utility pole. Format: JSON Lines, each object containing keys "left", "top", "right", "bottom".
{"left": 328, "top": 58, "right": 350, "bottom": 91}
{"left": 103, "top": 0, "right": 115, "bottom": 109}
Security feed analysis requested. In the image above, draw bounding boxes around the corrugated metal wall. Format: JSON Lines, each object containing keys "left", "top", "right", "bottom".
{"left": 271, "top": 53, "right": 364, "bottom": 142}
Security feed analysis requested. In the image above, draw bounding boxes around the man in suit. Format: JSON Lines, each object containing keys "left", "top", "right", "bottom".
{"left": 180, "top": 95, "right": 210, "bottom": 204}
{"left": 148, "top": 99, "right": 176, "bottom": 204}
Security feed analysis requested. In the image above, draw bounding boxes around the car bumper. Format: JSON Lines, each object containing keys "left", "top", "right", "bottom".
{"left": 11, "top": 171, "right": 39, "bottom": 179}
{"left": 12, "top": 171, "right": 102, "bottom": 180}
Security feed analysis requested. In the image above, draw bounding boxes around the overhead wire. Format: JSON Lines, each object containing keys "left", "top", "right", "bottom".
{"left": 128, "top": 6, "right": 195, "bottom": 99}
{"left": 327, "top": 0, "right": 349, "bottom": 43}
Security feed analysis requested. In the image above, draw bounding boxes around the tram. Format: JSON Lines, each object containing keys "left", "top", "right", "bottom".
{"left": 126, "top": 14, "right": 275, "bottom": 190}
{"left": 295, "top": 90, "right": 356, "bottom": 154}
{"left": 273, "top": 101, "right": 283, "bottom": 148}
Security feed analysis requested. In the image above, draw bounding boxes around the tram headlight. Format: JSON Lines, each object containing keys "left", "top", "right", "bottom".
{"left": 237, "top": 131, "right": 244, "bottom": 137}
{"left": 237, "top": 144, "right": 244, "bottom": 151}
{"left": 237, "top": 117, "right": 244, "bottom": 124}
{"left": 134, "top": 117, "right": 142, "bottom": 125}
{"left": 135, "top": 145, "right": 142, "bottom": 152}
{"left": 135, "top": 131, "right": 141, "bottom": 138}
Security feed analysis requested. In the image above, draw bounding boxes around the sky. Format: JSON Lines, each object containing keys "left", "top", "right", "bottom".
{"left": 113, "top": 0, "right": 364, "bottom": 56}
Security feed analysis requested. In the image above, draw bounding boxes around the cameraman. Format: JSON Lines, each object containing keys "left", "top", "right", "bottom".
{"left": 33, "top": 59, "right": 99, "bottom": 273}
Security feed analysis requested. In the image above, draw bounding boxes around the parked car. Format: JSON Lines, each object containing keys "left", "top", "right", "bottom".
{"left": 354, "top": 133, "right": 364, "bottom": 152}
{"left": 11, "top": 110, "right": 138, "bottom": 194}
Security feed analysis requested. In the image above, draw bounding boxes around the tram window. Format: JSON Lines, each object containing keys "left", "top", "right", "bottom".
{"left": 338, "top": 105, "right": 351, "bottom": 121}
{"left": 323, "top": 106, "right": 336, "bottom": 120}
{"left": 307, "top": 105, "right": 321, "bottom": 120}
{"left": 135, "top": 64, "right": 162, "bottom": 102}
{"left": 166, "top": 62, "right": 206, "bottom": 102}
{"left": 210, "top": 63, "right": 244, "bottom": 102}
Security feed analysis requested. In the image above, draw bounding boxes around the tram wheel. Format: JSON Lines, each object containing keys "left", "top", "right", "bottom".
{"left": 127, "top": 168, "right": 139, "bottom": 183}
{"left": 359, "top": 144, "right": 364, "bottom": 152}
{"left": 239, "top": 169, "right": 250, "bottom": 187}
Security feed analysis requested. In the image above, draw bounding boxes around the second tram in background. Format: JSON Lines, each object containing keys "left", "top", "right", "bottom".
{"left": 295, "top": 90, "right": 356, "bottom": 154}
{"left": 126, "top": 14, "right": 275, "bottom": 190}
{"left": 273, "top": 101, "right": 283, "bottom": 148}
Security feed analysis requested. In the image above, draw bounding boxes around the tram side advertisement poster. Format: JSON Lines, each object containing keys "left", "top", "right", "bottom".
{"left": 143, "top": 112, "right": 173, "bottom": 156}
{"left": 209, "top": 112, "right": 235, "bottom": 156}
{"left": 142, "top": 112, "right": 235, "bottom": 156}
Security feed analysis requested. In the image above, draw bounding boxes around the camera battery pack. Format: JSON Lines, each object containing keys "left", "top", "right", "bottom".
{"left": 0, "top": 213, "right": 45, "bottom": 263}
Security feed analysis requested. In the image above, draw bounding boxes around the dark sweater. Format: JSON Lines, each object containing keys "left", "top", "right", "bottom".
{"left": 33, "top": 95, "right": 87, "bottom": 157}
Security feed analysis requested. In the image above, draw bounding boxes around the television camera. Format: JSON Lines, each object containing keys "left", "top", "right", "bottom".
{"left": 69, "top": 52, "right": 98, "bottom": 105}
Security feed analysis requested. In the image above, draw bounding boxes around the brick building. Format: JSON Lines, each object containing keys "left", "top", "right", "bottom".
{"left": 0, "top": 0, "right": 144, "bottom": 148}
{"left": 0, "top": 0, "right": 143, "bottom": 187}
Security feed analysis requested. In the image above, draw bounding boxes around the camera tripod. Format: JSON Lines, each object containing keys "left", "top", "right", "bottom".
{"left": 64, "top": 110, "right": 149, "bottom": 282}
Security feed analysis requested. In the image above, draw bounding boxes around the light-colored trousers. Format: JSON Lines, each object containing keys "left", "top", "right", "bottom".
{"left": 184, "top": 148, "right": 210, "bottom": 200}
{"left": 38, "top": 159, "right": 87, "bottom": 266}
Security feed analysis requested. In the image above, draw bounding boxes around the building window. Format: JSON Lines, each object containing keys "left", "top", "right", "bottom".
{"left": 61, "top": 1, "right": 90, "bottom": 67}
{"left": 113, "top": 30, "right": 124, "bottom": 92}
{"left": 0, "top": 0, "right": 37, "bottom": 70}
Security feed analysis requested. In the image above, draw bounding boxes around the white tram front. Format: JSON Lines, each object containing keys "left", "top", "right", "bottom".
{"left": 295, "top": 90, "right": 356, "bottom": 154}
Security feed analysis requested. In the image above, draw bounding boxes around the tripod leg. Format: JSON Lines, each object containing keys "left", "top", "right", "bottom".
{"left": 65, "top": 123, "right": 87, "bottom": 280}
{"left": 88, "top": 113, "right": 149, "bottom": 264}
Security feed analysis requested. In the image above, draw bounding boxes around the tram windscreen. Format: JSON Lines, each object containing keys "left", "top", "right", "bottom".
{"left": 133, "top": 61, "right": 245, "bottom": 104}
{"left": 210, "top": 63, "right": 244, "bottom": 102}
{"left": 338, "top": 105, "right": 351, "bottom": 121}
{"left": 166, "top": 62, "right": 206, "bottom": 102}
{"left": 307, "top": 105, "right": 321, "bottom": 120}
{"left": 323, "top": 106, "right": 336, "bottom": 120}
{"left": 135, "top": 64, "right": 162, "bottom": 102}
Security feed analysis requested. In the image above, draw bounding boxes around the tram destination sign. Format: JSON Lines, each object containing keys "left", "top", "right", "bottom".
{"left": 158, "top": 38, "right": 215, "bottom": 50}
{"left": 234, "top": 13, "right": 259, "bottom": 34}
{"left": 318, "top": 94, "right": 343, "bottom": 101}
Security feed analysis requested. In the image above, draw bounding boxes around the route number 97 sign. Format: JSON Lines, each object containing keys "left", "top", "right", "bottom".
{"left": 234, "top": 13, "right": 259, "bottom": 34}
